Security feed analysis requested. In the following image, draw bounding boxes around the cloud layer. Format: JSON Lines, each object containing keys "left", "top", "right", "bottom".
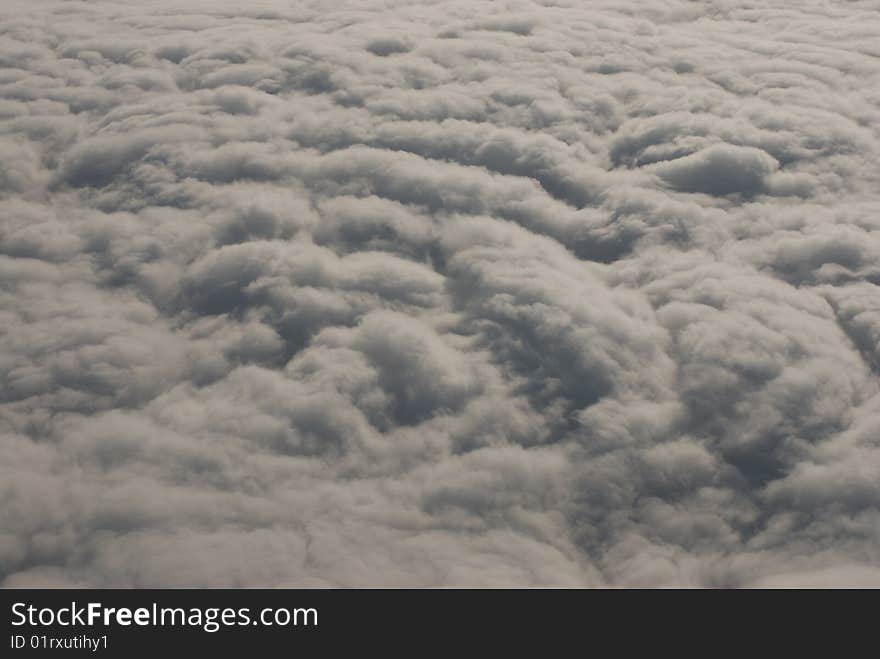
{"left": 1, "top": 0, "right": 879, "bottom": 587}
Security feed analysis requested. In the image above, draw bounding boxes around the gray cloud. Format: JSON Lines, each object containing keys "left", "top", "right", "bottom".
{"left": 1, "top": 0, "right": 879, "bottom": 587}
{"left": 649, "top": 143, "right": 779, "bottom": 196}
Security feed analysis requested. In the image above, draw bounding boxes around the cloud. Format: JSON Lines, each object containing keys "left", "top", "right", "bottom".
{"left": 649, "top": 143, "right": 779, "bottom": 196}
{"left": 1, "top": 0, "right": 879, "bottom": 587}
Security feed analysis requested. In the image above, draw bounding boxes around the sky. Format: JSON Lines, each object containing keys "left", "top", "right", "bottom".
{"left": 1, "top": 0, "right": 879, "bottom": 587}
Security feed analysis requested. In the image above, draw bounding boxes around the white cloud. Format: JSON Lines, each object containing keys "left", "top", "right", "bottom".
{"left": 1, "top": 0, "right": 879, "bottom": 587}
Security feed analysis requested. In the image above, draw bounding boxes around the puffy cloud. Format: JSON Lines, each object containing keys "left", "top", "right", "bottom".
{"left": 1, "top": 0, "right": 879, "bottom": 587}
{"left": 649, "top": 144, "right": 779, "bottom": 196}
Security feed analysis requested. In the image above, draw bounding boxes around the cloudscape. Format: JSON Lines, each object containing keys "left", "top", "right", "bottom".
{"left": 1, "top": 0, "right": 879, "bottom": 587}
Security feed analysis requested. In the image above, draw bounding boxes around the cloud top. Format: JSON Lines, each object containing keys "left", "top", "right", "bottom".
{"left": 1, "top": 0, "right": 879, "bottom": 587}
